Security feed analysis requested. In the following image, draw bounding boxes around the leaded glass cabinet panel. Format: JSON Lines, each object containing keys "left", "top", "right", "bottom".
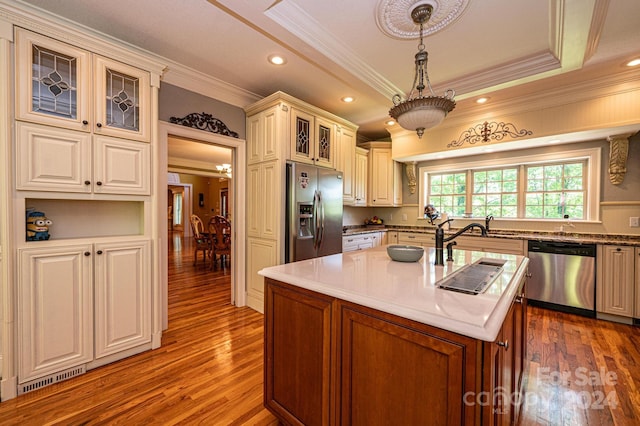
{"left": 16, "top": 28, "right": 91, "bottom": 132}
{"left": 16, "top": 28, "right": 150, "bottom": 142}
{"left": 290, "top": 108, "right": 315, "bottom": 165}
{"left": 94, "top": 56, "right": 150, "bottom": 142}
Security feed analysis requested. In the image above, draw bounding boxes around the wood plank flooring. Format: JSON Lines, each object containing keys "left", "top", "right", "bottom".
{"left": 0, "top": 235, "right": 639, "bottom": 425}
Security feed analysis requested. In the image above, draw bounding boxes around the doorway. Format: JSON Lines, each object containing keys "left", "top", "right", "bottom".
{"left": 157, "top": 122, "right": 246, "bottom": 330}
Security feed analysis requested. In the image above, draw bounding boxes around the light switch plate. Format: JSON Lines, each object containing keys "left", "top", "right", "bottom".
{"left": 630, "top": 216, "right": 640, "bottom": 227}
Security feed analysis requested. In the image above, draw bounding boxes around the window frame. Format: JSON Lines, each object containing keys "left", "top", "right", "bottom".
{"left": 418, "top": 147, "right": 601, "bottom": 222}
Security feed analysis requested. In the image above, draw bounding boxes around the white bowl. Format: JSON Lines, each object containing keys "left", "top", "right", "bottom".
{"left": 387, "top": 245, "right": 424, "bottom": 262}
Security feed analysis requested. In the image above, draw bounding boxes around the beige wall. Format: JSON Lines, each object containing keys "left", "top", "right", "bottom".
{"left": 177, "top": 174, "right": 230, "bottom": 225}
{"left": 347, "top": 134, "right": 640, "bottom": 236}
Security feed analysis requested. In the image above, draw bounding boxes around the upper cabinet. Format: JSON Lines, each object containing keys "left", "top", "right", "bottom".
{"left": 359, "top": 141, "right": 402, "bottom": 207}
{"left": 247, "top": 104, "right": 282, "bottom": 164}
{"left": 15, "top": 29, "right": 151, "bottom": 142}
{"left": 336, "top": 126, "right": 356, "bottom": 204}
{"left": 290, "top": 107, "right": 336, "bottom": 168}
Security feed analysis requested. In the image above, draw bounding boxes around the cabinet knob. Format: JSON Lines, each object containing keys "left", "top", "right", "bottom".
{"left": 84, "top": 180, "right": 91, "bottom": 185}
{"left": 96, "top": 250, "right": 103, "bottom": 255}
{"left": 96, "top": 122, "right": 103, "bottom": 128}
{"left": 497, "top": 340, "right": 509, "bottom": 350}
{"left": 84, "top": 252, "right": 91, "bottom": 256}
{"left": 96, "top": 181, "right": 103, "bottom": 186}
{"left": 82, "top": 120, "right": 88, "bottom": 125}
{"left": 616, "top": 247, "right": 621, "bottom": 251}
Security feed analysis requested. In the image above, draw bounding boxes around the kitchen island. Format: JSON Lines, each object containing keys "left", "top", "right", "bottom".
{"left": 259, "top": 246, "right": 529, "bottom": 425}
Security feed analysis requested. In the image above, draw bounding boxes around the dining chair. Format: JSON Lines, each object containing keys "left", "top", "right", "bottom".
{"left": 208, "top": 215, "right": 231, "bottom": 270}
{"left": 190, "top": 214, "right": 210, "bottom": 266}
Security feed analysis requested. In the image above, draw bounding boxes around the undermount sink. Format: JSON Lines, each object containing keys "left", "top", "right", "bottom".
{"left": 436, "top": 258, "right": 506, "bottom": 295}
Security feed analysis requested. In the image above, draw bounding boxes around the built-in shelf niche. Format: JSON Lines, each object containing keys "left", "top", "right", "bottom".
{"left": 25, "top": 199, "right": 144, "bottom": 241}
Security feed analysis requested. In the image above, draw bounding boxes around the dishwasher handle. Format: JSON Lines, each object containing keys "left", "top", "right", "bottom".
{"left": 528, "top": 240, "right": 596, "bottom": 257}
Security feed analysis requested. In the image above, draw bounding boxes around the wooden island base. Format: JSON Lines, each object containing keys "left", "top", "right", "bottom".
{"left": 264, "top": 277, "right": 527, "bottom": 426}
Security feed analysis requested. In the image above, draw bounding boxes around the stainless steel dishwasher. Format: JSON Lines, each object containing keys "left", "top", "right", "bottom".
{"left": 526, "top": 240, "right": 596, "bottom": 317}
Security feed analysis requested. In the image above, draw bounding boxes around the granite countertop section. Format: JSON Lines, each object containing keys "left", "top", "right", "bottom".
{"left": 260, "top": 246, "right": 529, "bottom": 342}
{"left": 342, "top": 225, "right": 640, "bottom": 246}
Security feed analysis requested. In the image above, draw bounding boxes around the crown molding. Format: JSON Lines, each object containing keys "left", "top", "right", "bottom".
{"left": 1, "top": 1, "right": 260, "bottom": 107}
{"left": 162, "top": 62, "right": 261, "bottom": 109}
{"left": 265, "top": 0, "right": 403, "bottom": 100}
{"left": 0, "top": 1, "right": 166, "bottom": 76}
{"left": 436, "top": 51, "right": 561, "bottom": 100}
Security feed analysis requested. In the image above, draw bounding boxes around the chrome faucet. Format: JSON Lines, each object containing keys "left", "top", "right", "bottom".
{"left": 435, "top": 221, "right": 488, "bottom": 266}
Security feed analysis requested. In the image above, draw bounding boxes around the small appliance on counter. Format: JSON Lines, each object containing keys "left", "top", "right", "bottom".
{"left": 285, "top": 162, "right": 344, "bottom": 262}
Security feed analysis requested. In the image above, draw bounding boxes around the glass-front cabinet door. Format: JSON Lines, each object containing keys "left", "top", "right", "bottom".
{"left": 94, "top": 56, "right": 150, "bottom": 142}
{"left": 16, "top": 28, "right": 91, "bottom": 132}
{"left": 15, "top": 28, "right": 150, "bottom": 142}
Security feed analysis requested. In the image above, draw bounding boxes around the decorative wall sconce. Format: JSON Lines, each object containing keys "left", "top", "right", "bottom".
{"left": 447, "top": 121, "right": 532, "bottom": 148}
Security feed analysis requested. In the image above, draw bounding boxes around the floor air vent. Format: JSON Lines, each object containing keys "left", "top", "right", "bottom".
{"left": 18, "top": 365, "right": 86, "bottom": 395}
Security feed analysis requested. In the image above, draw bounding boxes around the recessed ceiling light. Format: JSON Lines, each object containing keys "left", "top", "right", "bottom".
{"left": 385, "top": 120, "right": 396, "bottom": 126}
{"left": 626, "top": 58, "right": 640, "bottom": 67}
{"left": 268, "top": 55, "right": 286, "bottom": 65}
{"left": 476, "top": 97, "right": 489, "bottom": 104}
{"left": 341, "top": 96, "right": 355, "bottom": 103}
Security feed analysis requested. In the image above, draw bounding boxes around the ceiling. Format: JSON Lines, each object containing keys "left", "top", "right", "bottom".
{"left": 14, "top": 0, "right": 640, "bottom": 144}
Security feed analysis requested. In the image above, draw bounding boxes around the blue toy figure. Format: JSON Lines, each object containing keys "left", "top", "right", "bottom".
{"left": 26, "top": 211, "right": 52, "bottom": 241}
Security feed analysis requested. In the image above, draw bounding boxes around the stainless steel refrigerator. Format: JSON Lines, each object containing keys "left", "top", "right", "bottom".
{"left": 286, "top": 162, "right": 344, "bottom": 262}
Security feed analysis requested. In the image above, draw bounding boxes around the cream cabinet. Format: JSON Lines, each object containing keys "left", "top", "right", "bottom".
{"left": 635, "top": 248, "right": 640, "bottom": 318}
{"left": 354, "top": 147, "right": 368, "bottom": 206}
{"left": 398, "top": 232, "right": 434, "bottom": 247}
{"left": 290, "top": 107, "right": 335, "bottom": 168}
{"left": 16, "top": 29, "right": 151, "bottom": 142}
{"left": 16, "top": 122, "right": 150, "bottom": 195}
{"left": 247, "top": 161, "right": 281, "bottom": 239}
{"left": 245, "top": 92, "right": 358, "bottom": 313}
{"left": 337, "top": 126, "right": 356, "bottom": 204}
{"left": 359, "top": 142, "right": 402, "bottom": 207}
{"left": 597, "top": 245, "right": 635, "bottom": 318}
{"left": 387, "top": 231, "right": 398, "bottom": 244}
{"left": 18, "top": 239, "right": 151, "bottom": 384}
{"left": 247, "top": 104, "right": 282, "bottom": 165}
{"left": 343, "top": 233, "right": 376, "bottom": 252}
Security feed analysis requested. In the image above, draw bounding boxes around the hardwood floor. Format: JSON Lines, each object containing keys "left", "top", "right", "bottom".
{"left": 1, "top": 236, "right": 639, "bottom": 425}
{"left": 520, "top": 306, "right": 640, "bottom": 425}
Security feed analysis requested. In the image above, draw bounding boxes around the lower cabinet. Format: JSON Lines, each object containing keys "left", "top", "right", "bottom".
{"left": 18, "top": 239, "right": 151, "bottom": 384}
{"left": 483, "top": 278, "right": 527, "bottom": 426}
{"left": 265, "top": 277, "right": 527, "bottom": 425}
{"left": 342, "top": 233, "right": 375, "bottom": 252}
{"left": 597, "top": 245, "right": 635, "bottom": 317}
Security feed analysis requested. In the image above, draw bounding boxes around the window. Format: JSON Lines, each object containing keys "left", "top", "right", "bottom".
{"left": 428, "top": 172, "right": 466, "bottom": 216}
{"left": 525, "top": 162, "right": 585, "bottom": 219}
{"left": 419, "top": 148, "right": 600, "bottom": 222}
{"left": 472, "top": 168, "right": 518, "bottom": 218}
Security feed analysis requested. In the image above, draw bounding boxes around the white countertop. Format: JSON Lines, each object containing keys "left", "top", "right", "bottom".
{"left": 259, "top": 246, "right": 529, "bottom": 342}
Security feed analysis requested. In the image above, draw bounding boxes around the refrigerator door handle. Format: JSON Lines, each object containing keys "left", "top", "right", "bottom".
{"left": 313, "top": 190, "right": 321, "bottom": 249}
{"left": 318, "top": 191, "right": 325, "bottom": 249}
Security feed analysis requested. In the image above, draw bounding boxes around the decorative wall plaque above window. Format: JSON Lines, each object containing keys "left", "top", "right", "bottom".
{"left": 447, "top": 121, "right": 532, "bottom": 148}
{"left": 170, "top": 112, "right": 239, "bottom": 138}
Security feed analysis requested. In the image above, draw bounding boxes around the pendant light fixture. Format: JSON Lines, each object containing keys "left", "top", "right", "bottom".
{"left": 388, "top": 4, "right": 456, "bottom": 138}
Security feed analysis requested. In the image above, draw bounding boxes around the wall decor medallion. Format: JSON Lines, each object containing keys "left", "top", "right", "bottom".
{"left": 170, "top": 112, "right": 239, "bottom": 138}
{"left": 447, "top": 121, "right": 533, "bottom": 148}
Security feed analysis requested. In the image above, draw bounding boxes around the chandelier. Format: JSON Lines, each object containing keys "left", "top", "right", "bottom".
{"left": 216, "top": 163, "right": 232, "bottom": 178}
{"left": 389, "top": 4, "right": 456, "bottom": 139}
